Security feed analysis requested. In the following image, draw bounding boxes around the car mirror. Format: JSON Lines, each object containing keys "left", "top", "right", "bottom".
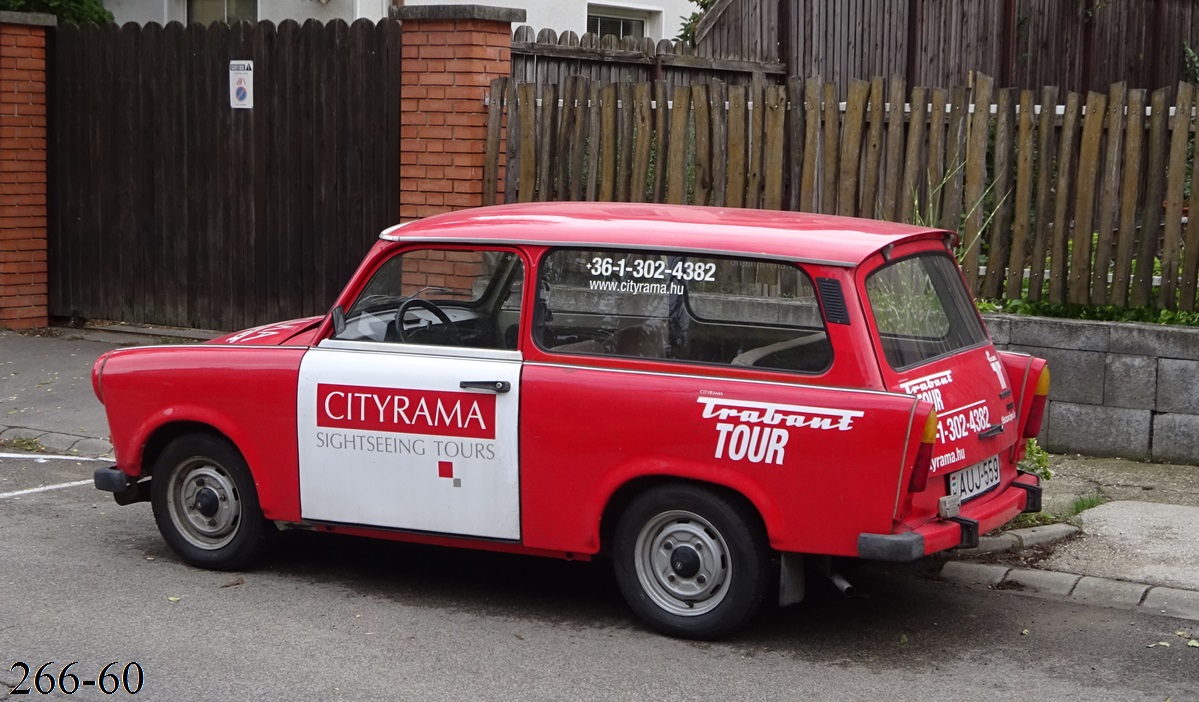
{"left": 331, "top": 305, "right": 346, "bottom": 336}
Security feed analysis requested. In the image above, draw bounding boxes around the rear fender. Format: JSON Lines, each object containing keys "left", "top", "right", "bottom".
{"left": 997, "top": 352, "right": 1048, "bottom": 455}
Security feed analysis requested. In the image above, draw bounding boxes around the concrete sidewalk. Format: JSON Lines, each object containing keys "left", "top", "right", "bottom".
{"left": 2, "top": 325, "right": 1198, "bottom": 621}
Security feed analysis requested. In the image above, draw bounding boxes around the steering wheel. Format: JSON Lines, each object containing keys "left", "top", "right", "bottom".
{"left": 396, "top": 298, "right": 463, "bottom": 345}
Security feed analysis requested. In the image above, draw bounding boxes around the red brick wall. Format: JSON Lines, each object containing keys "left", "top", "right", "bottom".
{"left": 0, "top": 21, "right": 49, "bottom": 330}
{"left": 399, "top": 17, "right": 512, "bottom": 221}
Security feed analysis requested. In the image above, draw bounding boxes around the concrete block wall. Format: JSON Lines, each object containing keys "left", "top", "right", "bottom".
{"left": 985, "top": 313, "right": 1199, "bottom": 465}
{"left": 0, "top": 12, "right": 53, "bottom": 331}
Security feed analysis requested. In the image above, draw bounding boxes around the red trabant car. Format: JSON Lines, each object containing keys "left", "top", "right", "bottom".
{"left": 93, "top": 202, "right": 1048, "bottom": 639}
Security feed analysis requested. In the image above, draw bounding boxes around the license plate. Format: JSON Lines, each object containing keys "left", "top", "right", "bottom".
{"left": 947, "top": 455, "right": 1001, "bottom": 502}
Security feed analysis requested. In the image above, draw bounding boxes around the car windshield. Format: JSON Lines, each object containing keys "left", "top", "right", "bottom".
{"left": 865, "top": 253, "right": 987, "bottom": 370}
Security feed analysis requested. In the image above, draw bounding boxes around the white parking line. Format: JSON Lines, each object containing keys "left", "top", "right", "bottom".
{"left": 0, "top": 452, "right": 108, "bottom": 462}
{"left": 0, "top": 479, "right": 94, "bottom": 500}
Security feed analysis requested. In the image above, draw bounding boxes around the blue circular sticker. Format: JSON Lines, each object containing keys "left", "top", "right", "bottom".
{"left": 235, "top": 86, "right": 248, "bottom": 102}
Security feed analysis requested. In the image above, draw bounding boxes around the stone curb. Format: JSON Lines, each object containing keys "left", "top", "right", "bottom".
{"left": 949, "top": 523, "right": 1081, "bottom": 557}
{"left": 941, "top": 562, "right": 1199, "bottom": 622}
{"left": 0, "top": 425, "right": 113, "bottom": 459}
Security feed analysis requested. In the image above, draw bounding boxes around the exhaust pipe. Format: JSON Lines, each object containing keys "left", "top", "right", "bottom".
{"left": 816, "top": 557, "right": 856, "bottom": 597}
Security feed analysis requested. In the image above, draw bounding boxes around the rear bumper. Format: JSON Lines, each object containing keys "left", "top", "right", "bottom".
{"left": 857, "top": 472, "right": 1040, "bottom": 562}
{"left": 94, "top": 466, "right": 149, "bottom": 505}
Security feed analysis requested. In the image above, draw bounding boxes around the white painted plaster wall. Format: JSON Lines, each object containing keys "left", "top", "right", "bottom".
{"left": 104, "top": 0, "right": 691, "bottom": 39}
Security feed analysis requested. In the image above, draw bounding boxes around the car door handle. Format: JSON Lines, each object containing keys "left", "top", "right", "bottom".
{"left": 459, "top": 380, "right": 511, "bottom": 393}
{"left": 978, "top": 424, "right": 1005, "bottom": 438}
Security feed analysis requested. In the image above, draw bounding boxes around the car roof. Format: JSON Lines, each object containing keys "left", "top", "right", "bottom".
{"left": 380, "top": 202, "right": 950, "bottom": 267}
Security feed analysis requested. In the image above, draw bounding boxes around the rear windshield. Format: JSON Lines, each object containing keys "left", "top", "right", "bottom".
{"left": 865, "top": 253, "right": 987, "bottom": 370}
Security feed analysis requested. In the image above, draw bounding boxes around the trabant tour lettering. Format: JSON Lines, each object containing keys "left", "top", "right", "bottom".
{"left": 699, "top": 397, "right": 865, "bottom": 466}
{"left": 317, "top": 384, "right": 495, "bottom": 440}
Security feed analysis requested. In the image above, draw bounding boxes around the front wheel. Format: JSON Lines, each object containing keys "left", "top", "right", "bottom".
{"left": 151, "top": 434, "right": 272, "bottom": 571}
{"left": 613, "top": 484, "right": 770, "bottom": 639}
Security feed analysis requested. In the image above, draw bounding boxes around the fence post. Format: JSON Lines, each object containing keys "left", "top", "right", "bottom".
{"left": 394, "top": 5, "right": 525, "bottom": 221}
{"left": 0, "top": 12, "right": 53, "bottom": 330}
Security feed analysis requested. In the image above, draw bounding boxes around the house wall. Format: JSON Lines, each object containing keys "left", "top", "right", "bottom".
{"left": 397, "top": 0, "right": 687, "bottom": 40}
{"left": 986, "top": 314, "right": 1199, "bottom": 466}
{"left": 104, "top": 0, "right": 388, "bottom": 25}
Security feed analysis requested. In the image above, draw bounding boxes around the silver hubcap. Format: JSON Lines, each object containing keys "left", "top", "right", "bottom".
{"left": 166, "top": 457, "right": 241, "bottom": 550}
{"left": 634, "top": 509, "right": 731, "bottom": 617}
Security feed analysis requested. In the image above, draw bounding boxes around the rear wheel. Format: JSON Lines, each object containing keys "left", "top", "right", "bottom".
{"left": 613, "top": 484, "right": 770, "bottom": 639}
{"left": 151, "top": 434, "right": 272, "bottom": 571}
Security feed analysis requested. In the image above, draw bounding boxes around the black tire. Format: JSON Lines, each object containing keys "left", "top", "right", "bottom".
{"left": 613, "top": 484, "right": 770, "bottom": 639}
{"left": 150, "top": 434, "right": 272, "bottom": 571}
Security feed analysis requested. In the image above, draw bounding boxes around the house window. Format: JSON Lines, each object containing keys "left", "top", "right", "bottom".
{"left": 587, "top": 13, "right": 645, "bottom": 39}
{"left": 189, "top": 0, "right": 258, "bottom": 24}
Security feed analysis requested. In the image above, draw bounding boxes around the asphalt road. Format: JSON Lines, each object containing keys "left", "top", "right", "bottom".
{"left": 2, "top": 452, "right": 1196, "bottom": 702}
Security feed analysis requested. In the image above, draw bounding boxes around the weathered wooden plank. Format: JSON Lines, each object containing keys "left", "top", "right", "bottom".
{"left": 504, "top": 79, "right": 520, "bottom": 204}
{"left": 631, "top": 82, "right": 653, "bottom": 202}
{"left": 860, "top": 76, "right": 885, "bottom": 219}
{"left": 709, "top": 81, "right": 728, "bottom": 207}
{"left": 925, "top": 88, "right": 948, "bottom": 227}
{"left": 762, "top": 85, "right": 786, "bottom": 209}
{"left": 960, "top": 74, "right": 993, "bottom": 293}
{"left": 483, "top": 77, "right": 506, "bottom": 206}
{"left": 727, "top": 85, "right": 748, "bottom": 208}
{"left": 585, "top": 81, "right": 601, "bottom": 201}
{"left": 820, "top": 82, "right": 840, "bottom": 214}
{"left": 651, "top": 81, "right": 668, "bottom": 202}
{"left": 569, "top": 76, "right": 589, "bottom": 200}
{"left": 940, "top": 86, "right": 968, "bottom": 236}
{"left": 1132, "top": 88, "right": 1170, "bottom": 307}
{"left": 1067, "top": 91, "right": 1107, "bottom": 305}
{"left": 535, "top": 83, "right": 557, "bottom": 201}
{"left": 1048, "top": 92, "right": 1081, "bottom": 305}
{"left": 800, "top": 76, "right": 822, "bottom": 212}
{"left": 786, "top": 76, "right": 804, "bottom": 211}
{"left": 899, "top": 86, "right": 926, "bottom": 224}
{"left": 1183, "top": 119, "right": 1199, "bottom": 311}
{"left": 517, "top": 83, "right": 538, "bottom": 202}
{"left": 617, "top": 82, "right": 635, "bottom": 201}
{"left": 982, "top": 88, "right": 1015, "bottom": 299}
{"left": 1005, "top": 90, "right": 1036, "bottom": 300}
{"left": 551, "top": 75, "right": 575, "bottom": 198}
{"left": 880, "top": 75, "right": 905, "bottom": 221}
{"left": 1028, "top": 86, "right": 1059, "bottom": 302}
{"left": 693, "top": 84, "right": 712, "bottom": 206}
{"left": 744, "top": 77, "right": 765, "bottom": 208}
{"left": 1159, "top": 82, "right": 1195, "bottom": 309}
{"left": 838, "top": 79, "right": 870, "bottom": 217}
{"left": 1090, "top": 83, "right": 1126, "bottom": 305}
{"left": 599, "top": 84, "right": 618, "bottom": 202}
{"left": 1110, "top": 89, "right": 1145, "bottom": 307}
{"left": 666, "top": 85, "right": 690, "bottom": 204}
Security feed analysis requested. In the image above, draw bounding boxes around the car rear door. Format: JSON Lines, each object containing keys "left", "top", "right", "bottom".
{"left": 861, "top": 249, "right": 1017, "bottom": 504}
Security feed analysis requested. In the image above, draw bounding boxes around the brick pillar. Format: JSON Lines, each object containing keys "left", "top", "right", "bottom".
{"left": 395, "top": 5, "right": 524, "bottom": 221}
{"left": 0, "top": 12, "right": 54, "bottom": 330}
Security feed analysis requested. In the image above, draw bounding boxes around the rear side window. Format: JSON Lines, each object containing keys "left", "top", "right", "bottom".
{"left": 865, "top": 253, "right": 986, "bottom": 370}
{"left": 537, "top": 249, "right": 832, "bottom": 373}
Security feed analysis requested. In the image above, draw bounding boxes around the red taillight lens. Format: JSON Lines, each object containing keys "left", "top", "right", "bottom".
{"left": 1022, "top": 367, "right": 1050, "bottom": 438}
{"left": 909, "top": 412, "right": 938, "bottom": 493}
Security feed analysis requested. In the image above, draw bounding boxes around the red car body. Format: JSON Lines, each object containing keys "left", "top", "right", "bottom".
{"left": 93, "top": 203, "right": 1047, "bottom": 638}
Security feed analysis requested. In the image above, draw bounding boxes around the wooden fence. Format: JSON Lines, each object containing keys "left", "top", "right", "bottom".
{"left": 49, "top": 19, "right": 401, "bottom": 331}
{"left": 484, "top": 74, "right": 1199, "bottom": 311}
{"left": 511, "top": 26, "right": 786, "bottom": 93}
{"left": 692, "top": 0, "right": 1199, "bottom": 96}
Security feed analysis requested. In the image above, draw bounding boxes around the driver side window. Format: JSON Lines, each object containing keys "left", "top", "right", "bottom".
{"left": 334, "top": 247, "right": 524, "bottom": 350}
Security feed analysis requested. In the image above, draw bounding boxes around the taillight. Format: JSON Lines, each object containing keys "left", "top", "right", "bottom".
{"left": 1022, "top": 366, "right": 1050, "bottom": 438}
{"left": 909, "top": 411, "right": 938, "bottom": 493}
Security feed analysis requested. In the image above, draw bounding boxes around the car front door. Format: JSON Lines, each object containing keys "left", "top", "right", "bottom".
{"left": 296, "top": 246, "right": 525, "bottom": 540}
